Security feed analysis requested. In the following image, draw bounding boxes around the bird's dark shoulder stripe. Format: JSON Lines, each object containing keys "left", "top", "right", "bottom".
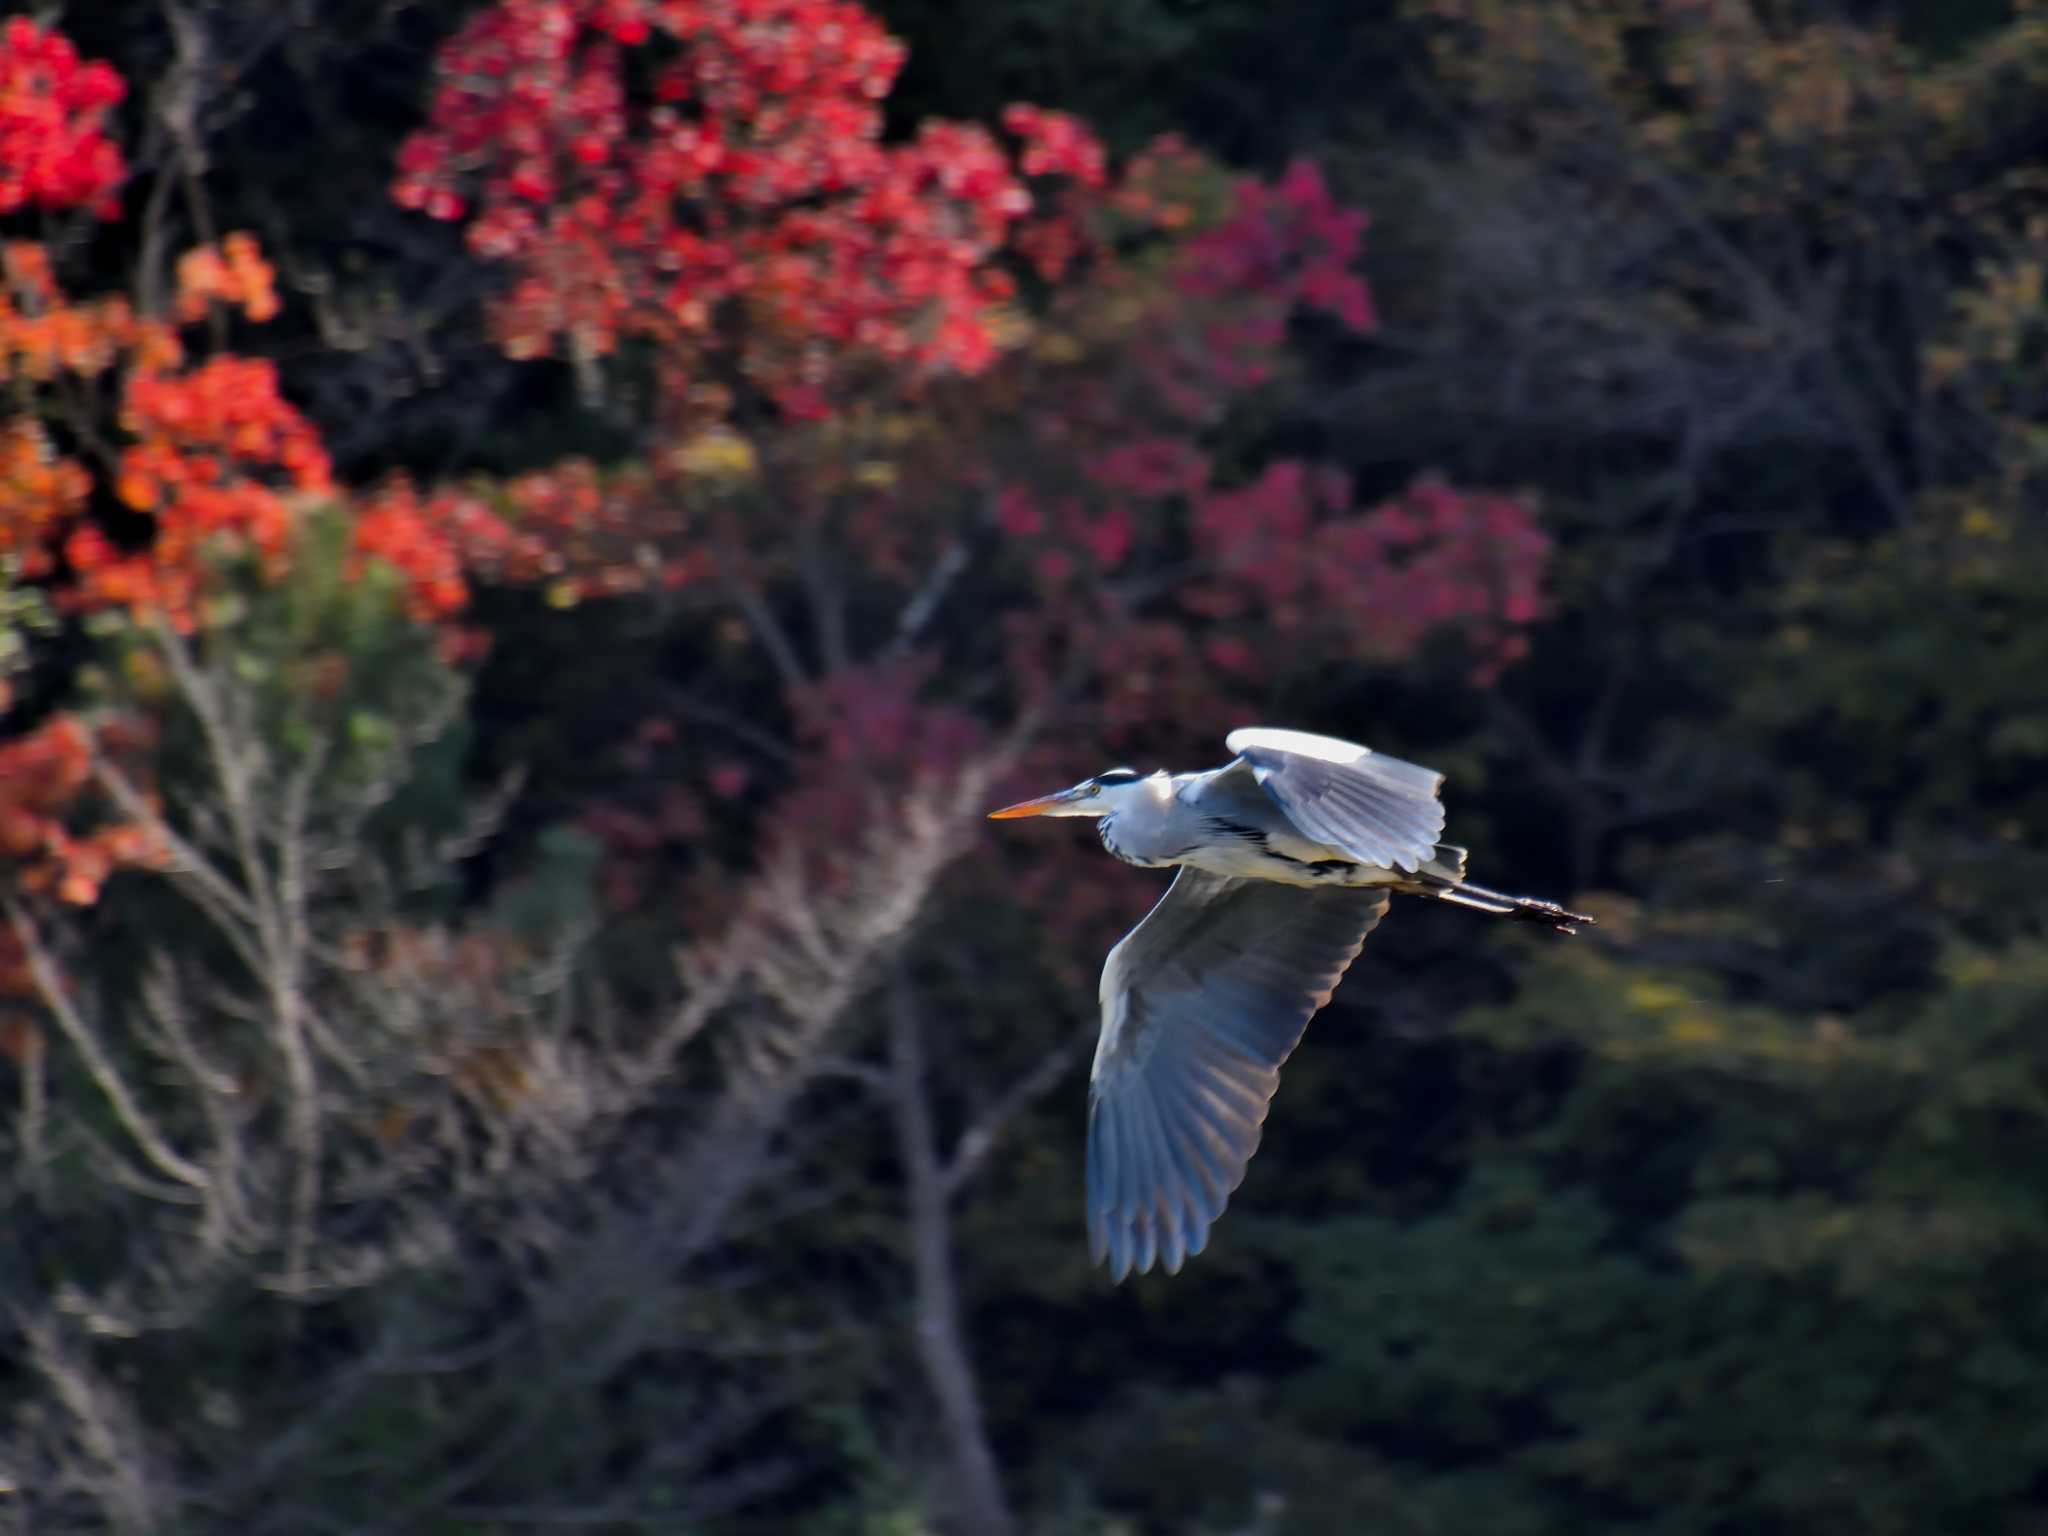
{"left": 1202, "top": 816, "right": 1270, "bottom": 845}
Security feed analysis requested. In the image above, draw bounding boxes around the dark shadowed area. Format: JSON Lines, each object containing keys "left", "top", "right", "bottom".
{"left": 3, "top": 2, "right": 2046, "bottom": 1533}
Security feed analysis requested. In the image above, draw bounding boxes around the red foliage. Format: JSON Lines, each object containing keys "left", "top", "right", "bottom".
{"left": 964, "top": 154, "right": 1543, "bottom": 733}
{"left": 1001, "top": 105, "right": 1107, "bottom": 189}
{"left": 419, "top": 126, "right": 1554, "bottom": 914}
{"left": 395, "top": 0, "right": 1107, "bottom": 418}
{"left": 0, "top": 17, "right": 125, "bottom": 218}
{"left": 765, "top": 656, "right": 991, "bottom": 885}
{"left": 1181, "top": 464, "right": 1547, "bottom": 682}
{"left": 375, "top": 4, "right": 1553, "bottom": 938}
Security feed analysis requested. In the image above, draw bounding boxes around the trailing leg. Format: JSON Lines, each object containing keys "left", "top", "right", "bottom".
{"left": 1401, "top": 846, "right": 1593, "bottom": 935}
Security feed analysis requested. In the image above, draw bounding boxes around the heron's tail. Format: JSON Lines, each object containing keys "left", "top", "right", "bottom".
{"left": 1405, "top": 845, "right": 1593, "bottom": 935}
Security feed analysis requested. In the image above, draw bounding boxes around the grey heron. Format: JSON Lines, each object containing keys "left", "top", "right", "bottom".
{"left": 988, "top": 726, "right": 1592, "bottom": 1281}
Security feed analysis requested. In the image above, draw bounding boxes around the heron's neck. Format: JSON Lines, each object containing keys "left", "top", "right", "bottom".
{"left": 1089, "top": 774, "right": 1179, "bottom": 867}
{"left": 1096, "top": 812, "right": 1143, "bottom": 865}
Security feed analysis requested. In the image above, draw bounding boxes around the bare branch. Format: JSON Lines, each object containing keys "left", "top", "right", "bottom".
{"left": 17, "top": 1313, "right": 167, "bottom": 1536}
{"left": 893, "top": 537, "right": 972, "bottom": 656}
{"left": 5, "top": 900, "right": 211, "bottom": 1197}
{"left": 12, "top": 1016, "right": 48, "bottom": 1201}
{"left": 89, "top": 743, "right": 263, "bottom": 948}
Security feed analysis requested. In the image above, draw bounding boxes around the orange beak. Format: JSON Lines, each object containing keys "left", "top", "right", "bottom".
{"left": 987, "top": 791, "right": 1073, "bottom": 819}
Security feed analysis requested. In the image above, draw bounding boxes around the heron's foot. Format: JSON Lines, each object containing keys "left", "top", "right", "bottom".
{"left": 1413, "top": 879, "right": 1595, "bottom": 935}
{"left": 1506, "top": 895, "right": 1595, "bottom": 935}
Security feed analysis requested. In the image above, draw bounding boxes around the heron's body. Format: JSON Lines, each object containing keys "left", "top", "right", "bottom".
{"left": 1094, "top": 763, "right": 1446, "bottom": 887}
{"left": 988, "top": 726, "right": 1592, "bottom": 1282}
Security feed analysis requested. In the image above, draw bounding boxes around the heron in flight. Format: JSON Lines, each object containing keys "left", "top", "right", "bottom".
{"left": 988, "top": 727, "right": 1591, "bottom": 1281}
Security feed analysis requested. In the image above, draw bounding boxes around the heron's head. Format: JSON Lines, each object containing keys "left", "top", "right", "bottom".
{"left": 987, "top": 766, "right": 1149, "bottom": 820}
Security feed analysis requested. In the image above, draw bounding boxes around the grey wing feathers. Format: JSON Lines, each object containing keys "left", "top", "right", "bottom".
{"left": 1088, "top": 869, "right": 1389, "bottom": 1280}
{"left": 1223, "top": 725, "right": 1446, "bottom": 873}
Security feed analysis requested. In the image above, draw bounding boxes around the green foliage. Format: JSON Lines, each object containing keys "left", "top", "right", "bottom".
{"left": 1231, "top": 940, "right": 2048, "bottom": 1535}
{"left": 0, "top": 561, "right": 57, "bottom": 697}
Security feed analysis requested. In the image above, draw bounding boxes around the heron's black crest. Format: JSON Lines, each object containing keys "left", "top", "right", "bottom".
{"left": 1095, "top": 767, "right": 1143, "bottom": 784}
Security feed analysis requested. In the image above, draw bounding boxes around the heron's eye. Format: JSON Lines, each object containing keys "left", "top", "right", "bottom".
{"left": 1086, "top": 782, "right": 1102, "bottom": 796}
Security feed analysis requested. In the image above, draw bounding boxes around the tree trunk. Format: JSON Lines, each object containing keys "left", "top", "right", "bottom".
{"left": 888, "top": 978, "right": 1015, "bottom": 1536}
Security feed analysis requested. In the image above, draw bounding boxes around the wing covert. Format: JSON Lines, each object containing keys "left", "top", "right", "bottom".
{"left": 1222, "top": 725, "right": 1446, "bottom": 873}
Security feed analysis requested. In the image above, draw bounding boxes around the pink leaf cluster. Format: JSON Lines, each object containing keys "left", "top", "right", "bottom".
{"left": 1179, "top": 160, "right": 1376, "bottom": 334}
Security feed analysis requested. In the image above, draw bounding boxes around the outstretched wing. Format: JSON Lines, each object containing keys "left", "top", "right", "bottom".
{"left": 1223, "top": 725, "right": 1446, "bottom": 873}
{"left": 1088, "top": 868, "right": 1389, "bottom": 1281}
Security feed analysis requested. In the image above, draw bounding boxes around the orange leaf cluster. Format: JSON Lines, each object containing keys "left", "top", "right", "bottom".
{"left": 0, "top": 714, "right": 167, "bottom": 908}
{"left": 365, "top": 461, "right": 709, "bottom": 611}
{"left": 174, "top": 232, "right": 280, "bottom": 324}
{"left": 0, "top": 420, "right": 91, "bottom": 580}
{"left": 351, "top": 478, "right": 547, "bottom": 622}
{"left": 0, "top": 236, "right": 334, "bottom": 627}
{"left": 0, "top": 243, "right": 157, "bottom": 382}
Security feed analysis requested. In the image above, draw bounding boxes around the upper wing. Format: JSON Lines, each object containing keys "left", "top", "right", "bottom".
{"left": 1222, "top": 725, "right": 1446, "bottom": 873}
{"left": 1088, "top": 868, "right": 1389, "bottom": 1280}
